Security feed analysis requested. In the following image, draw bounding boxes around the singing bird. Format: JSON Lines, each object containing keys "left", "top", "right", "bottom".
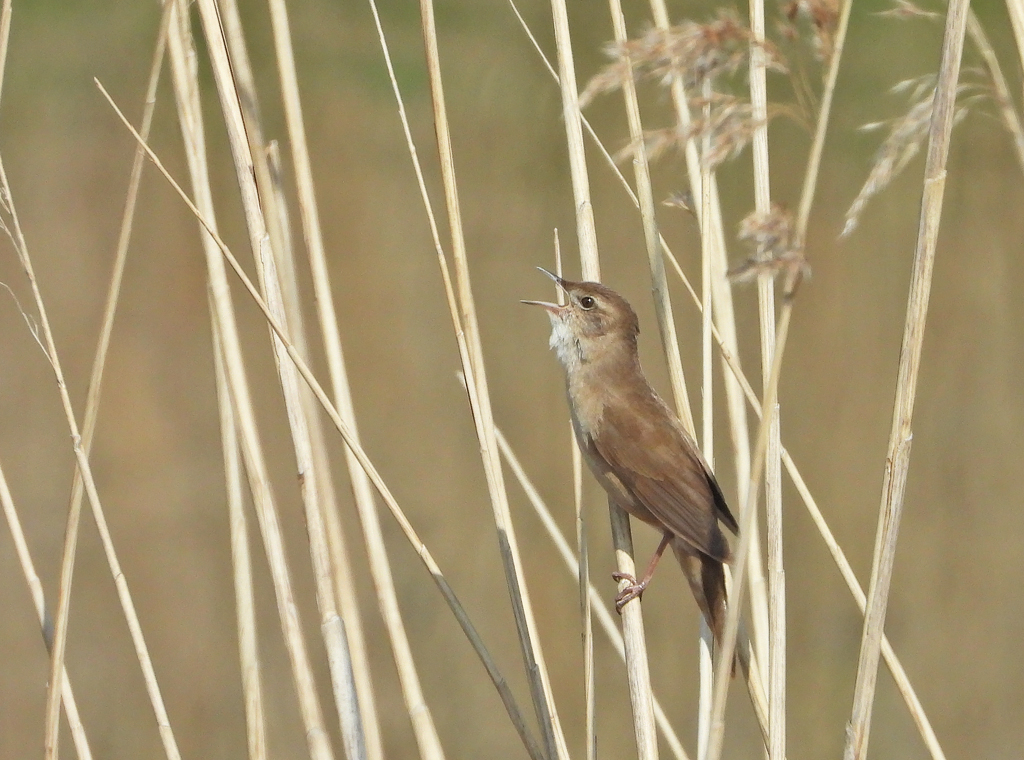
{"left": 524, "top": 269, "right": 738, "bottom": 642}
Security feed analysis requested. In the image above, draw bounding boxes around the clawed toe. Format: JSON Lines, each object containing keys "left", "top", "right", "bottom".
{"left": 612, "top": 572, "right": 647, "bottom": 613}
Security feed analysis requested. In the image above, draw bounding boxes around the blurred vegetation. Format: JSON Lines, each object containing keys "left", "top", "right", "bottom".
{"left": 1, "top": 0, "right": 1022, "bottom": 758}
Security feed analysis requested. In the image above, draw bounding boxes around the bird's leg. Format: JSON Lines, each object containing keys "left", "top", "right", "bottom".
{"left": 613, "top": 531, "right": 672, "bottom": 613}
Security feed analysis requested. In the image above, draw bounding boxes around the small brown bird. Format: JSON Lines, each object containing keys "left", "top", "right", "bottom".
{"left": 524, "top": 269, "right": 738, "bottom": 643}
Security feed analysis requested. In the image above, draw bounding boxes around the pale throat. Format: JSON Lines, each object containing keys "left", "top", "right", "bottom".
{"left": 547, "top": 315, "right": 584, "bottom": 371}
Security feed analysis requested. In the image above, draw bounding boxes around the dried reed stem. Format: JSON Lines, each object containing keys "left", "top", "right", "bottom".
{"left": 697, "top": 77, "right": 716, "bottom": 760}
{"left": 66, "top": 0, "right": 172, "bottom": 544}
{"left": 211, "top": 317, "right": 268, "bottom": 760}
{"left": 705, "top": 301, "right": 793, "bottom": 760}
{"left": 844, "top": 2, "right": 970, "bottom": 758}
{"left": 606, "top": 0, "right": 694, "bottom": 437}
{"left": 746, "top": 0, "right": 785, "bottom": 757}
{"left": 606, "top": 1, "right": 680, "bottom": 757}
{"left": 796, "top": 0, "right": 853, "bottom": 243}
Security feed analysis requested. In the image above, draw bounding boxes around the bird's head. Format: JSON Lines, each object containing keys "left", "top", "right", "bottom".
{"left": 522, "top": 268, "right": 640, "bottom": 372}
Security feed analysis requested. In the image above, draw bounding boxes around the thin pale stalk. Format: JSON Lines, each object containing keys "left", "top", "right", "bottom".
{"left": 212, "top": 316, "right": 267, "bottom": 760}
{"left": 607, "top": 0, "right": 693, "bottom": 431}
{"left": 164, "top": 7, "right": 270, "bottom": 756}
{"left": 0, "top": 0, "right": 10, "bottom": 108}
{"left": 610, "top": 503, "right": 660, "bottom": 760}
{"left": 795, "top": 0, "right": 854, "bottom": 243}
{"left": 213, "top": 0, "right": 289, "bottom": 292}
{"left": 78, "top": 0, "right": 170, "bottom": 455}
{"left": 698, "top": 77, "right": 715, "bottom": 760}
{"left": 193, "top": 0, "right": 365, "bottom": 755}
{"left": 162, "top": 5, "right": 336, "bottom": 757}
{"left": 546, "top": 0, "right": 598, "bottom": 280}
{"left": 844, "top": 2, "right": 970, "bottom": 758}
{"left": 0, "top": 460, "right": 93, "bottom": 760}
{"left": 576, "top": 429, "right": 596, "bottom": 760}
{"left": 98, "top": 82, "right": 546, "bottom": 760}
{"left": 418, "top": 2, "right": 566, "bottom": 758}
{"left": 966, "top": 10, "right": 1024, "bottom": 174}
{"left": 747, "top": 0, "right": 785, "bottom": 756}
{"left": 264, "top": 143, "right": 380, "bottom": 760}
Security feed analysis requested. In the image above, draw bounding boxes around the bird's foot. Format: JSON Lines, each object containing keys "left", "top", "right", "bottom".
{"left": 612, "top": 572, "right": 648, "bottom": 613}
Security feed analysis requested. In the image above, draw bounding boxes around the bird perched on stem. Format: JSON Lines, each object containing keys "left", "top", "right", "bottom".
{"left": 523, "top": 269, "right": 738, "bottom": 644}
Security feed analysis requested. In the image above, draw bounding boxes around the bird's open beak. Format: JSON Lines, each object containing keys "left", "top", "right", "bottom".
{"left": 521, "top": 267, "right": 569, "bottom": 314}
{"left": 520, "top": 299, "right": 562, "bottom": 314}
{"left": 536, "top": 267, "right": 567, "bottom": 288}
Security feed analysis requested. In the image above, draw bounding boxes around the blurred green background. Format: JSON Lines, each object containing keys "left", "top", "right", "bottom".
{"left": 1, "top": 0, "right": 1022, "bottom": 758}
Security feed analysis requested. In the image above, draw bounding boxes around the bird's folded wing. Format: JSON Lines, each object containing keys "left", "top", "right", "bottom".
{"left": 592, "top": 402, "right": 733, "bottom": 561}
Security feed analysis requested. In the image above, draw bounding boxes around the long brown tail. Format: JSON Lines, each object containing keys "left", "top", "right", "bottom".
{"left": 671, "top": 537, "right": 729, "bottom": 645}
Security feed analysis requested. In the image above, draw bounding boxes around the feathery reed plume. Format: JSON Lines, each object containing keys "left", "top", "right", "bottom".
{"left": 876, "top": 0, "right": 941, "bottom": 21}
{"left": 581, "top": 10, "right": 786, "bottom": 108}
{"left": 779, "top": 0, "right": 841, "bottom": 64}
{"left": 843, "top": 76, "right": 976, "bottom": 236}
{"left": 586, "top": 10, "right": 793, "bottom": 172}
{"left": 730, "top": 203, "right": 810, "bottom": 287}
{"left": 619, "top": 95, "right": 778, "bottom": 168}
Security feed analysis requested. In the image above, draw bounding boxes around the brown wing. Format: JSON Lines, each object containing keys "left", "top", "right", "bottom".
{"left": 591, "top": 396, "right": 736, "bottom": 561}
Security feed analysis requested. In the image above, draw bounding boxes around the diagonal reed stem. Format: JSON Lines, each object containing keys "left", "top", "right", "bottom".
{"left": 844, "top": 2, "right": 970, "bottom": 758}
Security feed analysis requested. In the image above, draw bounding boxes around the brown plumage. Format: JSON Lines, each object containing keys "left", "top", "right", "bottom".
{"left": 524, "top": 270, "right": 738, "bottom": 643}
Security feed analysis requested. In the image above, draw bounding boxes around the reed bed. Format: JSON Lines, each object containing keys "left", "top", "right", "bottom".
{"left": 1, "top": 0, "right": 1022, "bottom": 759}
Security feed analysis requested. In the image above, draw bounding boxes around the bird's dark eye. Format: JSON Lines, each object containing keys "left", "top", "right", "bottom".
{"left": 580, "top": 295, "right": 596, "bottom": 310}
